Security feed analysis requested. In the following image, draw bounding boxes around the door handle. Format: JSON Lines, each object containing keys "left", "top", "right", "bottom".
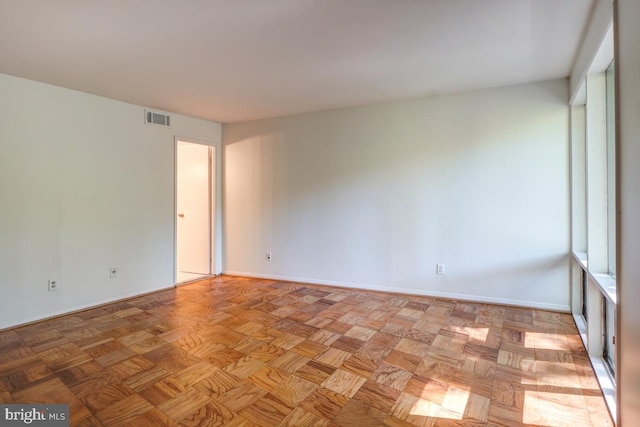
{"left": 178, "top": 213, "right": 185, "bottom": 218}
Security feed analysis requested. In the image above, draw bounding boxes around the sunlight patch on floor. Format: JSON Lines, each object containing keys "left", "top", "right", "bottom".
{"left": 410, "top": 386, "right": 470, "bottom": 420}
{"left": 409, "top": 397, "right": 441, "bottom": 418}
{"left": 524, "top": 331, "right": 571, "bottom": 350}
{"left": 444, "top": 325, "right": 489, "bottom": 345}
{"left": 535, "top": 361, "right": 582, "bottom": 388}
{"left": 523, "top": 390, "right": 589, "bottom": 426}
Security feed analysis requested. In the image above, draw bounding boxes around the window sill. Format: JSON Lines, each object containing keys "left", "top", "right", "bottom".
{"left": 573, "top": 313, "right": 617, "bottom": 423}
{"left": 591, "top": 272, "right": 616, "bottom": 304}
{"left": 571, "top": 251, "right": 616, "bottom": 304}
{"left": 572, "top": 251, "right": 588, "bottom": 269}
{"left": 574, "top": 313, "right": 588, "bottom": 346}
{"left": 591, "top": 356, "right": 617, "bottom": 422}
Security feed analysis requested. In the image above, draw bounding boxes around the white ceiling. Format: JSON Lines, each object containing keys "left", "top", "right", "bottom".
{"left": 0, "top": 0, "right": 594, "bottom": 123}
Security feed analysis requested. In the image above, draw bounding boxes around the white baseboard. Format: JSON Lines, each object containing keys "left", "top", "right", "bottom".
{"left": 0, "top": 284, "right": 175, "bottom": 331}
{"left": 223, "top": 270, "right": 570, "bottom": 312}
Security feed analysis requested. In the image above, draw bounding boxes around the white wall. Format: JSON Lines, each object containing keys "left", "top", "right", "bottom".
{"left": 615, "top": 0, "right": 640, "bottom": 424}
{"left": 224, "top": 80, "right": 570, "bottom": 310}
{"left": 0, "top": 73, "right": 221, "bottom": 329}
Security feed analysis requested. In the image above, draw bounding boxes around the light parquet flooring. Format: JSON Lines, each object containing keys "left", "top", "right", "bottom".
{"left": 0, "top": 276, "right": 613, "bottom": 426}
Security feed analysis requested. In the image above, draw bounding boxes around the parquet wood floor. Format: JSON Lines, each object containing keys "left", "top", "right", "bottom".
{"left": 0, "top": 276, "right": 613, "bottom": 426}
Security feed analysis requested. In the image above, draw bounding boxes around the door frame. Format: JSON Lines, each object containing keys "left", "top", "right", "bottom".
{"left": 174, "top": 136, "right": 222, "bottom": 285}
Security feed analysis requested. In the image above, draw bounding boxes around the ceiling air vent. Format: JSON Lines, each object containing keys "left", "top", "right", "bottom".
{"left": 145, "top": 110, "right": 171, "bottom": 127}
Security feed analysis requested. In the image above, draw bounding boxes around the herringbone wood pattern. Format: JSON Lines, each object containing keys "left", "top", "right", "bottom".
{"left": 0, "top": 276, "right": 613, "bottom": 426}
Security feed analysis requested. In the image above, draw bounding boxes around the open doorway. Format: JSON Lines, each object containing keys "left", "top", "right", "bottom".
{"left": 175, "top": 139, "right": 216, "bottom": 284}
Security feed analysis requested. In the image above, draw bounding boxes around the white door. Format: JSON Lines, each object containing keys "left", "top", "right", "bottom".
{"left": 176, "top": 141, "right": 213, "bottom": 281}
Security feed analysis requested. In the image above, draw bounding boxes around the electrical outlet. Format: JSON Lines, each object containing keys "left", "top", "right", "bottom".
{"left": 436, "top": 263, "right": 445, "bottom": 275}
{"left": 109, "top": 267, "right": 117, "bottom": 278}
{"left": 48, "top": 279, "right": 58, "bottom": 291}
{"left": 266, "top": 252, "right": 272, "bottom": 261}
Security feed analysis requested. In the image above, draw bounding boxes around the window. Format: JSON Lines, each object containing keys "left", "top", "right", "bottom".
{"left": 602, "top": 295, "right": 616, "bottom": 374}
{"left": 569, "top": 30, "right": 617, "bottom": 419}
{"left": 605, "top": 60, "right": 616, "bottom": 276}
{"left": 582, "top": 269, "right": 588, "bottom": 320}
